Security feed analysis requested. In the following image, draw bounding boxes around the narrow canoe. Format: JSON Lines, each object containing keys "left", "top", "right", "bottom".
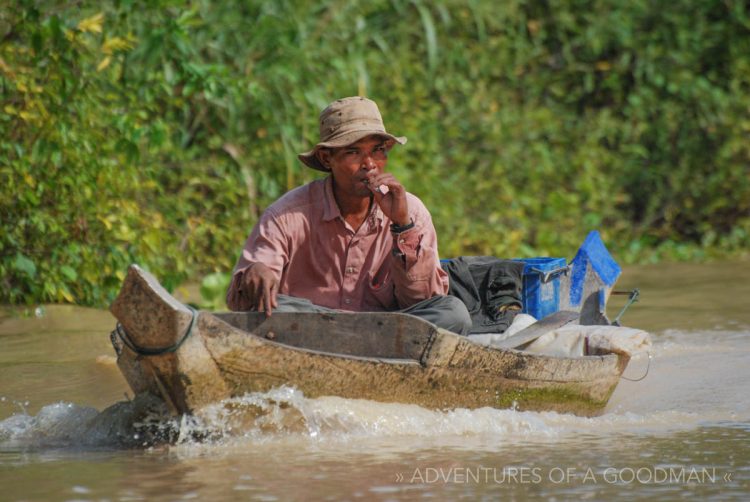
{"left": 109, "top": 264, "right": 630, "bottom": 417}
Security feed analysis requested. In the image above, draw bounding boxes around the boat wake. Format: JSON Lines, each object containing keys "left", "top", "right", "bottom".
{"left": 0, "top": 387, "right": 689, "bottom": 452}
{"left": 1, "top": 329, "right": 747, "bottom": 453}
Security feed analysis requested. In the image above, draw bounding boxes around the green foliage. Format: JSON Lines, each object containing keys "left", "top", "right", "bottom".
{"left": 2, "top": 0, "right": 749, "bottom": 307}
{"left": 199, "top": 271, "right": 231, "bottom": 310}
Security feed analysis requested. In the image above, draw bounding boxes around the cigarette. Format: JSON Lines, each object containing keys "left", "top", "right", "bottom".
{"left": 364, "top": 180, "right": 389, "bottom": 195}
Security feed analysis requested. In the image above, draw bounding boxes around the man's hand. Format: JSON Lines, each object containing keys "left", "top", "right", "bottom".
{"left": 241, "top": 262, "right": 278, "bottom": 316}
{"left": 364, "top": 172, "right": 410, "bottom": 226}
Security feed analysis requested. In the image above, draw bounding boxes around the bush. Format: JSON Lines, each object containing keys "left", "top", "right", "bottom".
{"left": 2, "top": 0, "right": 749, "bottom": 306}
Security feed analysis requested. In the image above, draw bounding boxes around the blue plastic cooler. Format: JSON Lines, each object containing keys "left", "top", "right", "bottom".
{"left": 514, "top": 257, "right": 569, "bottom": 320}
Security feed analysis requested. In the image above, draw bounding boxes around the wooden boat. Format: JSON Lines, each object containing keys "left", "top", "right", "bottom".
{"left": 109, "top": 244, "right": 633, "bottom": 417}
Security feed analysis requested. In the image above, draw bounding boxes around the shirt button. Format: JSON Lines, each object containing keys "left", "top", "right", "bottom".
{"left": 344, "top": 298, "right": 352, "bottom": 305}
{"left": 399, "top": 239, "right": 405, "bottom": 244}
{"left": 346, "top": 266, "right": 355, "bottom": 274}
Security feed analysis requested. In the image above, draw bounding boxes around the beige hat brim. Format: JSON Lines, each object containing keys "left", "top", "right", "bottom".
{"left": 298, "top": 130, "right": 407, "bottom": 172}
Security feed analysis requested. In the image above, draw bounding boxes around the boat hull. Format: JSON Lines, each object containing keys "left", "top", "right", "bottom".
{"left": 110, "top": 265, "right": 629, "bottom": 417}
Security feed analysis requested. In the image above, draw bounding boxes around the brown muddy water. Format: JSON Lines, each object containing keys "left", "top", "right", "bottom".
{"left": 1, "top": 261, "right": 749, "bottom": 501}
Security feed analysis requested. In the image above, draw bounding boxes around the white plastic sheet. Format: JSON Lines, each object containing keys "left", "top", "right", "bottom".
{"left": 468, "top": 316, "right": 652, "bottom": 358}
{"left": 525, "top": 325, "right": 652, "bottom": 357}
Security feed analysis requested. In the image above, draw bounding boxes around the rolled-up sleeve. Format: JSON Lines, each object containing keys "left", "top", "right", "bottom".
{"left": 389, "top": 198, "right": 449, "bottom": 308}
{"left": 226, "top": 209, "right": 288, "bottom": 311}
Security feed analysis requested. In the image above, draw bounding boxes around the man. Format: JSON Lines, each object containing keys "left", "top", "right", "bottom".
{"left": 226, "top": 96, "right": 471, "bottom": 335}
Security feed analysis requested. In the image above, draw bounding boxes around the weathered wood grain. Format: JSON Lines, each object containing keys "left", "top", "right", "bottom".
{"left": 110, "top": 265, "right": 630, "bottom": 418}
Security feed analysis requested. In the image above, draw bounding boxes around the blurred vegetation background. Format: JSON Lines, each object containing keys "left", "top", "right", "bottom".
{"left": 2, "top": 0, "right": 749, "bottom": 308}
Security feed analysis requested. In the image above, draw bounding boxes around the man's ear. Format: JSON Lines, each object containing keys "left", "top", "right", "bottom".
{"left": 316, "top": 148, "right": 332, "bottom": 170}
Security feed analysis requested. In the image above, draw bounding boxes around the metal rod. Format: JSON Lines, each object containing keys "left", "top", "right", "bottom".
{"left": 613, "top": 288, "right": 640, "bottom": 325}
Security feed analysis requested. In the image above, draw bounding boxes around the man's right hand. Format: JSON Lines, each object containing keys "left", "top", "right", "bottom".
{"left": 241, "top": 262, "right": 279, "bottom": 316}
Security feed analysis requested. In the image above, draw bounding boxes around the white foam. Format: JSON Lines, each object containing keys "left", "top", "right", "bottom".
{"left": 0, "top": 402, "right": 99, "bottom": 448}
{"left": 3, "top": 329, "right": 747, "bottom": 452}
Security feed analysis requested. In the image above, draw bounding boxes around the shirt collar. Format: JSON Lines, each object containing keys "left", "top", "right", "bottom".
{"left": 322, "top": 176, "right": 340, "bottom": 222}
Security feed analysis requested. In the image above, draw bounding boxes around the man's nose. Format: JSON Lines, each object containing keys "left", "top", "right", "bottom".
{"left": 361, "top": 154, "right": 377, "bottom": 170}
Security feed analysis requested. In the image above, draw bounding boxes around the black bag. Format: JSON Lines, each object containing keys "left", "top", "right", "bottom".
{"left": 441, "top": 256, "right": 525, "bottom": 334}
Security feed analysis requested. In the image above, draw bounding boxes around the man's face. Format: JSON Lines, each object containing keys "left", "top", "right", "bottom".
{"left": 323, "top": 135, "right": 390, "bottom": 198}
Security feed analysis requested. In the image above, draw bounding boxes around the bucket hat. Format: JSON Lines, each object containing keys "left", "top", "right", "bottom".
{"left": 298, "top": 96, "right": 407, "bottom": 172}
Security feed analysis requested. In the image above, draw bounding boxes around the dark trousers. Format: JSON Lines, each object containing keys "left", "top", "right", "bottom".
{"left": 273, "top": 294, "right": 472, "bottom": 336}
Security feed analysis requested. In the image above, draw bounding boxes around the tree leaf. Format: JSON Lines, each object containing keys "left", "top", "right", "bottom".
{"left": 14, "top": 253, "right": 37, "bottom": 278}
{"left": 77, "top": 12, "right": 104, "bottom": 34}
{"left": 60, "top": 265, "right": 78, "bottom": 281}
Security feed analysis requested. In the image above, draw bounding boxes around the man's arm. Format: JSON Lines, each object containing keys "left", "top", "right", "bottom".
{"left": 388, "top": 197, "right": 449, "bottom": 308}
{"left": 364, "top": 172, "right": 448, "bottom": 309}
{"left": 226, "top": 262, "right": 280, "bottom": 313}
{"left": 226, "top": 210, "right": 287, "bottom": 314}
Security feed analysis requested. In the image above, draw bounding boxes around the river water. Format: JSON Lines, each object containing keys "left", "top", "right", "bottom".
{"left": 1, "top": 261, "right": 749, "bottom": 500}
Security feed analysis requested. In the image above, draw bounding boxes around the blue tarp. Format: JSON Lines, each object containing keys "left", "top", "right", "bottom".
{"left": 569, "top": 230, "right": 621, "bottom": 307}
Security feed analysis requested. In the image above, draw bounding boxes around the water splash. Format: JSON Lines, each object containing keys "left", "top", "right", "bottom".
{"left": 2, "top": 329, "right": 747, "bottom": 452}
{"left": 0, "top": 402, "right": 99, "bottom": 448}
{"left": 0, "top": 394, "right": 171, "bottom": 450}
{"left": 0, "top": 387, "right": 697, "bottom": 452}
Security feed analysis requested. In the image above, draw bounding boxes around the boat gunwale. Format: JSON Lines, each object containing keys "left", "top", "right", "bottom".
{"left": 204, "top": 310, "right": 626, "bottom": 380}
{"left": 206, "top": 310, "right": 425, "bottom": 366}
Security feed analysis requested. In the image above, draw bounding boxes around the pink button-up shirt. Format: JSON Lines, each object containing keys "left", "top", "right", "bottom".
{"left": 226, "top": 176, "right": 449, "bottom": 311}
